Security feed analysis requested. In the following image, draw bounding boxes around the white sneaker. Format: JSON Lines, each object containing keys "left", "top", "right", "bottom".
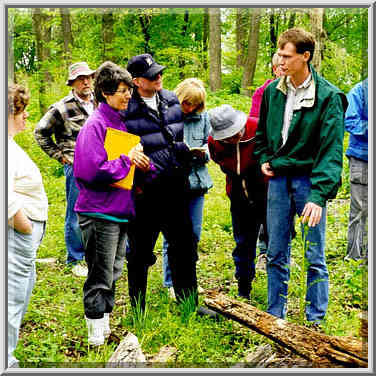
{"left": 103, "top": 313, "right": 111, "bottom": 338}
{"left": 256, "top": 254, "right": 267, "bottom": 271}
{"left": 86, "top": 317, "right": 105, "bottom": 346}
{"left": 168, "top": 287, "right": 176, "bottom": 300}
{"left": 72, "top": 264, "right": 88, "bottom": 277}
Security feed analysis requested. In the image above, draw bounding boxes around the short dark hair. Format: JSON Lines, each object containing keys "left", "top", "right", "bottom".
{"left": 8, "top": 84, "right": 29, "bottom": 116}
{"left": 278, "top": 28, "right": 315, "bottom": 64}
{"left": 94, "top": 61, "right": 133, "bottom": 103}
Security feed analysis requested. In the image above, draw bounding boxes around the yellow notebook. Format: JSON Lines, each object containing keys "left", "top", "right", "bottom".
{"left": 104, "top": 127, "right": 141, "bottom": 190}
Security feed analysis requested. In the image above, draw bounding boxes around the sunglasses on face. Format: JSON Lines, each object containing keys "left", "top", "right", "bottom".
{"left": 147, "top": 72, "right": 163, "bottom": 81}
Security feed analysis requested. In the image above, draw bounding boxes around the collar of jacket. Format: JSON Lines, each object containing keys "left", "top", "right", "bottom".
{"left": 276, "top": 64, "right": 316, "bottom": 109}
{"left": 125, "top": 88, "right": 177, "bottom": 115}
{"left": 63, "top": 90, "right": 78, "bottom": 103}
{"left": 64, "top": 89, "right": 94, "bottom": 104}
{"left": 97, "top": 102, "right": 123, "bottom": 124}
{"left": 184, "top": 112, "right": 201, "bottom": 122}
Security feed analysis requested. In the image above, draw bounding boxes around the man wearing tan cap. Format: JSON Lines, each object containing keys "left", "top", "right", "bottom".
{"left": 34, "top": 62, "right": 96, "bottom": 276}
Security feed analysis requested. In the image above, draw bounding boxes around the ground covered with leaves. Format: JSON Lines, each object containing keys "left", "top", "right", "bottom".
{"left": 12, "top": 95, "right": 368, "bottom": 369}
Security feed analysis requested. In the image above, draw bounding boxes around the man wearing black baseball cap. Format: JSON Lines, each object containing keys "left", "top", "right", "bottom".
{"left": 122, "top": 54, "right": 218, "bottom": 319}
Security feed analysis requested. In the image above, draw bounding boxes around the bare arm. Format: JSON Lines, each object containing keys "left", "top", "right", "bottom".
{"left": 8, "top": 209, "right": 33, "bottom": 234}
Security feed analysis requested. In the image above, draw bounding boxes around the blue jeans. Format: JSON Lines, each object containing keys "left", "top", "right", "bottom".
{"left": 64, "top": 164, "right": 85, "bottom": 264}
{"left": 77, "top": 214, "right": 128, "bottom": 319}
{"left": 8, "top": 220, "right": 46, "bottom": 367}
{"left": 267, "top": 175, "right": 328, "bottom": 322}
{"left": 162, "top": 193, "right": 205, "bottom": 288}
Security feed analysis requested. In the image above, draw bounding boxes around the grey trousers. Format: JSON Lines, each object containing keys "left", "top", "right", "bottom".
{"left": 77, "top": 214, "right": 128, "bottom": 319}
{"left": 346, "top": 157, "right": 368, "bottom": 260}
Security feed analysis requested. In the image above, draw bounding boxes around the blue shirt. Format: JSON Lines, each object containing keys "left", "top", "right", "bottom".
{"left": 183, "top": 111, "right": 213, "bottom": 192}
{"left": 345, "top": 78, "right": 368, "bottom": 162}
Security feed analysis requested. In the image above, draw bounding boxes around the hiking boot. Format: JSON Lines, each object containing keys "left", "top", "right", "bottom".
{"left": 86, "top": 316, "right": 105, "bottom": 346}
{"left": 237, "top": 279, "right": 251, "bottom": 301}
{"left": 196, "top": 306, "right": 220, "bottom": 320}
{"left": 103, "top": 313, "right": 111, "bottom": 338}
{"left": 256, "top": 254, "right": 267, "bottom": 272}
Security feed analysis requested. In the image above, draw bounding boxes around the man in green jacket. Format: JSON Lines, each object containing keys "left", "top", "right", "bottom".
{"left": 254, "top": 28, "right": 347, "bottom": 325}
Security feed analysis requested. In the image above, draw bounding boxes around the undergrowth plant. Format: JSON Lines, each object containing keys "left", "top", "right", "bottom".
{"left": 10, "top": 91, "right": 367, "bottom": 367}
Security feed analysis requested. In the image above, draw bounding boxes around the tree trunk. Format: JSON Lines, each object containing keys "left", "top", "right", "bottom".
{"left": 240, "top": 8, "right": 261, "bottom": 97}
{"left": 235, "top": 8, "right": 248, "bottom": 68}
{"left": 310, "top": 8, "right": 325, "bottom": 73}
{"left": 32, "top": 8, "right": 49, "bottom": 115}
{"left": 209, "top": 8, "right": 221, "bottom": 92}
{"left": 42, "top": 9, "right": 53, "bottom": 82}
{"left": 202, "top": 8, "right": 209, "bottom": 71}
{"left": 138, "top": 9, "right": 153, "bottom": 55}
{"left": 59, "top": 8, "right": 73, "bottom": 67}
{"left": 102, "top": 9, "right": 116, "bottom": 62}
{"left": 178, "top": 10, "right": 189, "bottom": 80}
{"left": 204, "top": 290, "right": 368, "bottom": 368}
{"left": 8, "top": 13, "right": 15, "bottom": 83}
{"left": 269, "top": 8, "right": 277, "bottom": 53}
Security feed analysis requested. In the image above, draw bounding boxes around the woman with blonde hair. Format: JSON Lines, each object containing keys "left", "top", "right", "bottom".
{"left": 8, "top": 84, "right": 48, "bottom": 367}
{"left": 162, "top": 78, "right": 213, "bottom": 297}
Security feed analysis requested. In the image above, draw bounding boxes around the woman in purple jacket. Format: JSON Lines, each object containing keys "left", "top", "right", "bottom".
{"left": 73, "top": 61, "right": 151, "bottom": 346}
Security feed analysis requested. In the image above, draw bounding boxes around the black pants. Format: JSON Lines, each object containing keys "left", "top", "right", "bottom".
{"left": 126, "top": 177, "right": 198, "bottom": 310}
{"left": 230, "top": 185, "right": 267, "bottom": 291}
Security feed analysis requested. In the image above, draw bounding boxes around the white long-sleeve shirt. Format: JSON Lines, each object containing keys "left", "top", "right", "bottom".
{"left": 8, "top": 138, "right": 48, "bottom": 221}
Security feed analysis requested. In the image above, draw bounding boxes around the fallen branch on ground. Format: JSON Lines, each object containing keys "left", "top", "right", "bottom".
{"left": 204, "top": 289, "right": 367, "bottom": 368}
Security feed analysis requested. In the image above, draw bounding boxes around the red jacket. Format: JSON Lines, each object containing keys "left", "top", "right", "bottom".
{"left": 208, "top": 117, "right": 267, "bottom": 200}
{"left": 249, "top": 79, "right": 274, "bottom": 119}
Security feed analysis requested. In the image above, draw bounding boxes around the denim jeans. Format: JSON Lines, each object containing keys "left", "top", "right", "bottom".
{"left": 77, "top": 214, "right": 128, "bottom": 319}
{"left": 267, "top": 175, "right": 328, "bottom": 322}
{"left": 8, "top": 220, "right": 46, "bottom": 367}
{"left": 64, "top": 164, "right": 85, "bottom": 264}
{"left": 162, "top": 193, "right": 205, "bottom": 288}
{"left": 346, "top": 157, "right": 368, "bottom": 260}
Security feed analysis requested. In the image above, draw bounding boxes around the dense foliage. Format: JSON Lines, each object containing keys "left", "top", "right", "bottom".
{"left": 8, "top": 7, "right": 368, "bottom": 120}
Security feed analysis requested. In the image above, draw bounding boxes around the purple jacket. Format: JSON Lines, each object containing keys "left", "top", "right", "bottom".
{"left": 73, "top": 102, "right": 135, "bottom": 219}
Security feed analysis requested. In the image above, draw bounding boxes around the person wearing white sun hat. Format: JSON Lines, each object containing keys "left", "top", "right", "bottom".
{"left": 34, "top": 62, "right": 96, "bottom": 276}
{"left": 208, "top": 104, "right": 268, "bottom": 301}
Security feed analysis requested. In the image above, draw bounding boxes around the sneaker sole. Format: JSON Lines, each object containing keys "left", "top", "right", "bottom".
{"left": 88, "top": 338, "right": 105, "bottom": 346}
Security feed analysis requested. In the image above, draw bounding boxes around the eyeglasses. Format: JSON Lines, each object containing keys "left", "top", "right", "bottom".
{"left": 114, "top": 88, "right": 133, "bottom": 96}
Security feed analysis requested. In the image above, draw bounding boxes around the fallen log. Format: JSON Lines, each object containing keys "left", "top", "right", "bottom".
{"left": 204, "top": 289, "right": 367, "bottom": 368}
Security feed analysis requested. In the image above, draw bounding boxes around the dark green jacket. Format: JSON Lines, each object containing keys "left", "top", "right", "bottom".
{"left": 254, "top": 65, "right": 348, "bottom": 207}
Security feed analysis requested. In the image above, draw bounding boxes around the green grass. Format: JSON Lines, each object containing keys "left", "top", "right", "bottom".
{"left": 12, "top": 97, "right": 367, "bottom": 368}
